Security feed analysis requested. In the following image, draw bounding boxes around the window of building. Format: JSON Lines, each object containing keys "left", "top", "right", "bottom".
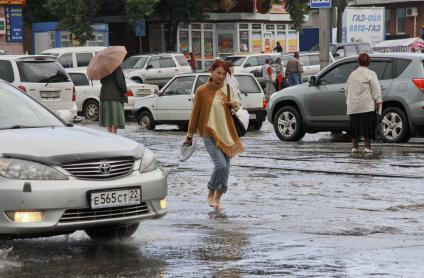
{"left": 61, "top": 32, "right": 71, "bottom": 47}
{"left": 396, "top": 8, "right": 406, "bottom": 34}
{"left": 239, "top": 30, "right": 249, "bottom": 52}
{"left": 204, "top": 24, "right": 213, "bottom": 30}
{"left": 385, "top": 9, "right": 391, "bottom": 35}
{"left": 239, "top": 23, "right": 249, "bottom": 29}
{"left": 252, "top": 24, "right": 262, "bottom": 30}
{"left": 266, "top": 24, "right": 275, "bottom": 30}
{"left": 86, "top": 32, "right": 105, "bottom": 46}
{"left": 191, "top": 24, "right": 201, "bottom": 30}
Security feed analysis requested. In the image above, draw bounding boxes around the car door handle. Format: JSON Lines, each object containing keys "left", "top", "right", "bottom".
{"left": 188, "top": 98, "right": 192, "bottom": 101}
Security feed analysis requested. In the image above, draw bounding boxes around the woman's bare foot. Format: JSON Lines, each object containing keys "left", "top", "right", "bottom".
{"left": 214, "top": 191, "right": 224, "bottom": 209}
{"left": 208, "top": 190, "right": 217, "bottom": 207}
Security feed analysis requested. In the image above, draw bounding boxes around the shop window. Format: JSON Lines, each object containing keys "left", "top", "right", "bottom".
{"left": 191, "top": 24, "right": 201, "bottom": 30}
{"left": 239, "top": 23, "right": 249, "bottom": 29}
{"left": 252, "top": 24, "right": 262, "bottom": 30}
{"left": 266, "top": 24, "right": 275, "bottom": 30}
{"left": 179, "top": 23, "right": 189, "bottom": 29}
{"left": 276, "top": 32, "right": 286, "bottom": 52}
{"left": 179, "top": 30, "right": 189, "bottom": 56}
{"left": 61, "top": 32, "right": 71, "bottom": 47}
{"left": 396, "top": 8, "right": 406, "bottom": 34}
{"left": 204, "top": 31, "right": 214, "bottom": 59}
{"left": 192, "top": 31, "right": 202, "bottom": 59}
{"left": 204, "top": 24, "right": 213, "bottom": 30}
{"left": 252, "top": 31, "right": 262, "bottom": 53}
{"left": 48, "top": 31, "right": 55, "bottom": 48}
{"left": 385, "top": 9, "right": 391, "bottom": 35}
{"left": 277, "top": 24, "right": 286, "bottom": 30}
{"left": 218, "top": 32, "right": 234, "bottom": 54}
{"left": 239, "top": 30, "right": 249, "bottom": 52}
{"left": 86, "top": 32, "right": 105, "bottom": 46}
{"left": 217, "top": 23, "right": 235, "bottom": 30}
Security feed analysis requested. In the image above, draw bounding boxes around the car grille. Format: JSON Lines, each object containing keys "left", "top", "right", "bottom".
{"left": 59, "top": 203, "right": 149, "bottom": 223}
{"left": 61, "top": 157, "right": 134, "bottom": 180}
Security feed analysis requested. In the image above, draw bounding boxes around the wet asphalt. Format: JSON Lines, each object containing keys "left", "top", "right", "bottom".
{"left": 1, "top": 121, "right": 424, "bottom": 277}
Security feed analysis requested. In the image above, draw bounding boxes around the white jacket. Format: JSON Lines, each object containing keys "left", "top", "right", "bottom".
{"left": 345, "top": 66, "right": 382, "bottom": 115}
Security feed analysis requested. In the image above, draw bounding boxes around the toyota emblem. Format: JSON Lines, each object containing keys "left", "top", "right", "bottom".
{"left": 99, "top": 163, "right": 112, "bottom": 175}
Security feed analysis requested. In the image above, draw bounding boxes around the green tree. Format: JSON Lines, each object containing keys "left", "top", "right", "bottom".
{"left": 125, "top": 0, "right": 159, "bottom": 26}
{"left": 284, "top": 0, "right": 309, "bottom": 32}
{"left": 152, "top": 0, "right": 210, "bottom": 51}
{"left": 45, "top": 0, "right": 98, "bottom": 45}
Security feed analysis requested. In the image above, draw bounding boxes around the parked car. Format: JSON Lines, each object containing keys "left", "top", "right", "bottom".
{"left": 67, "top": 69, "right": 159, "bottom": 121}
{"left": 133, "top": 73, "right": 267, "bottom": 131}
{"left": 267, "top": 53, "right": 424, "bottom": 143}
{"left": 0, "top": 55, "right": 77, "bottom": 122}
{"left": 224, "top": 53, "right": 281, "bottom": 85}
{"left": 122, "top": 53, "right": 192, "bottom": 87}
{"left": 41, "top": 46, "right": 106, "bottom": 69}
{"left": 0, "top": 80, "right": 168, "bottom": 239}
{"left": 310, "top": 42, "right": 372, "bottom": 59}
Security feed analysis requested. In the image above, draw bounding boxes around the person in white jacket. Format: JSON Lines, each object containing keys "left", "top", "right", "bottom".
{"left": 345, "top": 53, "right": 382, "bottom": 154}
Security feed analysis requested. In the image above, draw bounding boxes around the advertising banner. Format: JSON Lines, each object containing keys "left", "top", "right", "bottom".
{"left": 343, "top": 7, "right": 385, "bottom": 44}
{"left": 5, "top": 5, "right": 23, "bottom": 43}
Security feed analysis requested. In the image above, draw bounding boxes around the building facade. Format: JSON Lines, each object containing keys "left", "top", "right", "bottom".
{"left": 0, "top": 0, "right": 25, "bottom": 54}
{"left": 353, "top": 0, "right": 424, "bottom": 40}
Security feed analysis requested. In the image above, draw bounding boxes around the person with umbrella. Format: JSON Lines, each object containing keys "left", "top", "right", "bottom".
{"left": 88, "top": 46, "right": 128, "bottom": 134}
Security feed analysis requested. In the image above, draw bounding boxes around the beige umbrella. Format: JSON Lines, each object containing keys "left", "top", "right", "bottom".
{"left": 87, "top": 46, "right": 127, "bottom": 80}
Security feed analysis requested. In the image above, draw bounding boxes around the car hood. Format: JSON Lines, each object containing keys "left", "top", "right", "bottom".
{"left": 274, "top": 82, "right": 310, "bottom": 97}
{"left": 0, "top": 126, "right": 143, "bottom": 165}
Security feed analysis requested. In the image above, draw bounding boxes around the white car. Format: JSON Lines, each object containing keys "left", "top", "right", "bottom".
{"left": 122, "top": 53, "right": 192, "bottom": 87}
{"left": 0, "top": 80, "right": 167, "bottom": 240}
{"left": 41, "top": 46, "right": 106, "bottom": 69}
{"left": 133, "top": 73, "right": 267, "bottom": 131}
{"left": 0, "top": 55, "right": 77, "bottom": 122}
{"left": 67, "top": 69, "right": 159, "bottom": 121}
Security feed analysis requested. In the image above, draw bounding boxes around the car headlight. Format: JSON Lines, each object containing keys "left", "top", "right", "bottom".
{"left": 139, "top": 148, "right": 158, "bottom": 173}
{"left": 0, "top": 158, "right": 68, "bottom": 180}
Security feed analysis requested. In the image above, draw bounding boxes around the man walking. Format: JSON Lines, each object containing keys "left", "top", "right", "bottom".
{"left": 285, "top": 52, "right": 303, "bottom": 87}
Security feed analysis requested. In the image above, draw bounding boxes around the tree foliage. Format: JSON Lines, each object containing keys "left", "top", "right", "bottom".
{"left": 45, "top": 0, "right": 98, "bottom": 44}
{"left": 284, "top": 0, "right": 309, "bottom": 32}
{"left": 125, "top": 0, "right": 159, "bottom": 26}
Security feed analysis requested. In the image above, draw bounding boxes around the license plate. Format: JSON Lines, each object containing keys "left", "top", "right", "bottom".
{"left": 40, "top": 91, "right": 60, "bottom": 98}
{"left": 249, "top": 113, "right": 256, "bottom": 119}
{"left": 90, "top": 188, "right": 141, "bottom": 209}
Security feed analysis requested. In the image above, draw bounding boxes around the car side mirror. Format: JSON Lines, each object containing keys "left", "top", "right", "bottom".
{"left": 333, "top": 53, "right": 340, "bottom": 57}
{"left": 244, "top": 63, "right": 251, "bottom": 68}
{"left": 309, "top": 76, "right": 317, "bottom": 86}
{"left": 146, "top": 65, "right": 153, "bottom": 70}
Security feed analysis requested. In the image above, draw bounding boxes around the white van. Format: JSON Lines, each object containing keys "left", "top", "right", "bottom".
{"left": 0, "top": 55, "right": 77, "bottom": 122}
{"left": 41, "top": 46, "right": 106, "bottom": 69}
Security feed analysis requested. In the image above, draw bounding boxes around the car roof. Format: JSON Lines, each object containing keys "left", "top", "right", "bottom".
{"left": 0, "top": 54, "right": 57, "bottom": 61}
{"left": 41, "top": 46, "right": 106, "bottom": 54}
{"left": 176, "top": 72, "right": 255, "bottom": 77}
{"left": 336, "top": 52, "right": 424, "bottom": 61}
{"left": 226, "top": 53, "right": 280, "bottom": 58}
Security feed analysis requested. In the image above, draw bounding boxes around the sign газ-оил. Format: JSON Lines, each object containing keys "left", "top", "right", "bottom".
{"left": 343, "top": 7, "right": 385, "bottom": 44}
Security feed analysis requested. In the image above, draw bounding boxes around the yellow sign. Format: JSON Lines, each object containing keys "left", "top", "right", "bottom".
{"left": 0, "top": 0, "right": 26, "bottom": 4}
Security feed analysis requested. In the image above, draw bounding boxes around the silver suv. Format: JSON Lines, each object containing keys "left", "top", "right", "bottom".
{"left": 267, "top": 53, "right": 424, "bottom": 143}
{"left": 122, "top": 53, "right": 192, "bottom": 87}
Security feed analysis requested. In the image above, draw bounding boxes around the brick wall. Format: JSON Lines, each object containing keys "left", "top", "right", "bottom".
{"left": 0, "top": 5, "right": 24, "bottom": 54}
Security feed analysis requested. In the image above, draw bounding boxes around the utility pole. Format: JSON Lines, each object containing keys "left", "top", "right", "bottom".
{"left": 319, "top": 8, "right": 331, "bottom": 70}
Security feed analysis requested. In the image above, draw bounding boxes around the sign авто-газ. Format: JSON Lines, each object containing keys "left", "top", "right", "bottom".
{"left": 343, "top": 7, "right": 385, "bottom": 44}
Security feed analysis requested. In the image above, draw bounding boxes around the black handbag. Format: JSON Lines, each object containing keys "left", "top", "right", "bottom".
{"left": 227, "top": 84, "right": 246, "bottom": 137}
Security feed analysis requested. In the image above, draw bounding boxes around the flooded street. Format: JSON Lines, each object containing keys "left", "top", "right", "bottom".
{"left": 1, "top": 121, "right": 424, "bottom": 277}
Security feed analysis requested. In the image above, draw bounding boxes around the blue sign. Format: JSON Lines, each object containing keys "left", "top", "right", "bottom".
{"left": 5, "top": 6, "right": 23, "bottom": 43}
{"left": 310, "top": 0, "right": 332, "bottom": 8}
{"left": 135, "top": 19, "right": 145, "bottom": 37}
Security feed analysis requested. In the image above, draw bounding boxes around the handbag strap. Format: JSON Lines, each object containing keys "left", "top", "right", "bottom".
{"left": 227, "top": 84, "right": 231, "bottom": 103}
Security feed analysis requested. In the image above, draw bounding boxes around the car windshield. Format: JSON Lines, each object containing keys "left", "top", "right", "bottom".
{"left": 235, "top": 75, "right": 261, "bottom": 94}
{"left": 0, "top": 82, "right": 64, "bottom": 129}
{"left": 17, "top": 61, "right": 70, "bottom": 83}
{"left": 122, "top": 56, "right": 148, "bottom": 69}
{"left": 225, "top": 56, "right": 247, "bottom": 66}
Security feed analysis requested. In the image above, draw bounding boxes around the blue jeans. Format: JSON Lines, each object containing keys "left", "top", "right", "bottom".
{"left": 204, "top": 137, "right": 231, "bottom": 193}
{"left": 287, "top": 73, "right": 301, "bottom": 87}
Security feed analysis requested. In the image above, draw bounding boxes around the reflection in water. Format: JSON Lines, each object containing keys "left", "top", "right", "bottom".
{"left": 194, "top": 210, "right": 250, "bottom": 277}
{"left": 0, "top": 235, "right": 167, "bottom": 277}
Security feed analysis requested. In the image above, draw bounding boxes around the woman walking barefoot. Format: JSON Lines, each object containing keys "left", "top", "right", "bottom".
{"left": 184, "top": 60, "right": 244, "bottom": 209}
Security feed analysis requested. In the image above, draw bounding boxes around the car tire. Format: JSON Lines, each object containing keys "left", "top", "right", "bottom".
{"left": 85, "top": 223, "right": 139, "bottom": 240}
{"left": 273, "top": 106, "right": 305, "bottom": 141}
{"left": 380, "top": 107, "right": 410, "bottom": 143}
{"left": 137, "top": 111, "right": 155, "bottom": 130}
{"left": 83, "top": 100, "right": 99, "bottom": 121}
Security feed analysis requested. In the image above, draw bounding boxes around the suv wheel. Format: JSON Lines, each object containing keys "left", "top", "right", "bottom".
{"left": 84, "top": 100, "right": 99, "bottom": 121}
{"left": 380, "top": 107, "right": 410, "bottom": 143}
{"left": 85, "top": 223, "right": 139, "bottom": 240}
{"left": 137, "top": 111, "right": 155, "bottom": 130}
{"left": 273, "top": 106, "right": 305, "bottom": 141}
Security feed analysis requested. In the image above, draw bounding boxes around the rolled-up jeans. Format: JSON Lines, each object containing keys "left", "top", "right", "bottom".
{"left": 287, "top": 73, "right": 301, "bottom": 87}
{"left": 204, "top": 137, "right": 230, "bottom": 193}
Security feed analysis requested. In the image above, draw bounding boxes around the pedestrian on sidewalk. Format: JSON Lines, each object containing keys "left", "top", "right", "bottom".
{"left": 189, "top": 52, "right": 197, "bottom": 72}
{"left": 262, "top": 58, "right": 275, "bottom": 100}
{"left": 184, "top": 60, "right": 244, "bottom": 209}
{"left": 345, "top": 53, "right": 382, "bottom": 154}
{"left": 273, "top": 41, "right": 283, "bottom": 53}
{"left": 99, "top": 66, "right": 128, "bottom": 133}
{"left": 285, "top": 52, "right": 303, "bottom": 87}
